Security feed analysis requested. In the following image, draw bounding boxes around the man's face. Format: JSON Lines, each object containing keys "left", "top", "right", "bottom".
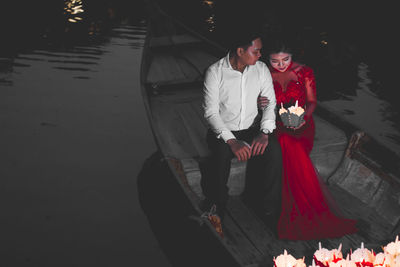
{"left": 239, "top": 37, "right": 262, "bottom": 66}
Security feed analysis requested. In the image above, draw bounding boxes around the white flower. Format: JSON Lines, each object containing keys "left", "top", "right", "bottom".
{"left": 384, "top": 236, "right": 400, "bottom": 257}
{"left": 287, "top": 100, "right": 305, "bottom": 116}
{"left": 314, "top": 242, "right": 335, "bottom": 266}
{"left": 373, "top": 252, "right": 395, "bottom": 266}
{"left": 351, "top": 242, "right": 375, "bottom": 264}
{"left": 274, "top": 250, "right": 298, "bottom": 267}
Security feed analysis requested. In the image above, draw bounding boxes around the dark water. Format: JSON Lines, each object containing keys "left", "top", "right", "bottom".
{"left": 0, "top": 1, "right": 399, "bottom": 267}
{"left": 0, "top": 1, "right": 172, "bottom": 266}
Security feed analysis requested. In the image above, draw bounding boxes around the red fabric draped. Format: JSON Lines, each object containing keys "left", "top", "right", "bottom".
{"left": 271, "top": 63, "right": 358, "bottom": 240}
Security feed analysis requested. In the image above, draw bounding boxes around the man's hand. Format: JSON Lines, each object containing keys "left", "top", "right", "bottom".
{"left": 250, "top": 133, "right": 269, "bottom": 156}
{"left": 227, "top": 139, "right": 251, "bottom": 161}
{"left": 257, "top": 96, "right": 269, "bottom": 110}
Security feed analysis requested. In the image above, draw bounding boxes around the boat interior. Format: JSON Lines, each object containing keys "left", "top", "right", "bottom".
{"left": 142, "top": 5, "right": 400, "bottom": 266}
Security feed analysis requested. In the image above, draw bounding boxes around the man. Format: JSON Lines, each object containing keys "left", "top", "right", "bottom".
{"left": 201, "top": 31, "right": 283, "bottom": 231}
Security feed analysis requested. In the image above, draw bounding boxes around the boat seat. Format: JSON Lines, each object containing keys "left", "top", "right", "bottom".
{"left": 146, "top": 45, "right": 218, "bottom": 89}
{"left": 149, "top": 34, "right": 202, "bottom": 48}
{"left": 150, "top": 89, "right": 349, "bottom": 201}
{"left": 181, "top": 115, "right": 349, "bottom": 201}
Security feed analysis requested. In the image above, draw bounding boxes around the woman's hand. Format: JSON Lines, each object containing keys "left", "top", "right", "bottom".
{"left": 257, "top": 96, "right": 269, "bottom": 110}
{"left": 288, "top": 120, "right": 306, "bottom": 130}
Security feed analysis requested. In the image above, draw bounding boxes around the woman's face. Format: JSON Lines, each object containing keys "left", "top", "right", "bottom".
{"left": 269, "top": 52, "right": 292, "bottom": 72}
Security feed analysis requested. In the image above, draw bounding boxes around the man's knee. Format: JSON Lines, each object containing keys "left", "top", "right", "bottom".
{"left": 209, "top": 138, "right": 233, "bottom": 159}
{"left": 259, "top": 134, "right": 281, "bottom": 160}
{"left": 269, "top": 136, "right": 282, "bottom": 158}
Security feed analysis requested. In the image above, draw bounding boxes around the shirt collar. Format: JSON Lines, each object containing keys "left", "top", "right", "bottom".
{"left": 223, "top": 52, "right": 232, "bottom": 69}
{"left": 223, "top": 52, "right": 249, "bottom": 72}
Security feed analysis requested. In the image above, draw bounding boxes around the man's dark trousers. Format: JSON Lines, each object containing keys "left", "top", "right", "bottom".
{"left": 201, "top": 126, "right": 282, "bottom": 225}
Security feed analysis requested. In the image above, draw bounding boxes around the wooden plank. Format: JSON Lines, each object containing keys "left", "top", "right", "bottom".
{"left": 177, "top": 102, "right": 210, "bottom": 158}
{"left": 226, "top": 197, "right": 277, "bottom": 255}
{"left": 227, "top": 197, "right": 318, "bottom": 262}
{"left": 149, "top": 36, "right": 172, "bottom": 47}
{"left": 190, "top": 100, "right": 209, "bottom": 128}
{"left": 146, "top": 52, "right": 187, "bottom": 84}
{"left": 171, "top": 34, "right": 202, "bottom": 45}
{"left": 180, "top": 158, "right": 205, "bottom": 200}
{"left": 313, "top": 116, "right": 347, "bottom": 148}
{"left": 311, "top": 115, "right": 348, "bottom": 180}
{"left": 329, "top": 156, "right": 400, "bottom": 231}
{"left": 328, "top": 184, "right": 394, "bottom": 242}
{"left": 149, "top": 34, "right": 202, "bottom": 48}
{"left": 175, "top": 56, "right": 202, "bottom": 81}
{"left": 150, "top": 97, "right": 200, "bottom": 159}
{"left": 181, "top": 49, "right": 219, "bottom": 75}
{"left": 151, "top": 106, "right": 191, "bottom": 158}
{"left": 222, "top": 213, "right": 264, "bottom": 266}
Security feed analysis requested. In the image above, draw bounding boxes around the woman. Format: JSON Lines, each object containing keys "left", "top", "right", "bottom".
{"left": 258, "top": 38, "right": 358, "bottom": 240}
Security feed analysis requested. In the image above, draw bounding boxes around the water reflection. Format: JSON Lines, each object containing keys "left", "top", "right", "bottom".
{"left": 137, "top": 152, "right": 240, "bottom": 267}
{"left": 201, "top": 0, "right": 215, "bottom": 32}
{"left": 64, "top": 0, "right": 85, "bottom": 23}
{"left": 320, "top": 62, "right": 400, "bottom": 156}
{"left": 0, "top": 16, "right": 166, "bottom": 265}
{"left": 203, "top": 0, "right": 214, "bottom": 7}
{"left": 205, "top": 14, "right": 216, "bottom": 32}
{"left": 3, "top": 24, "right": 145, "bottom": 81}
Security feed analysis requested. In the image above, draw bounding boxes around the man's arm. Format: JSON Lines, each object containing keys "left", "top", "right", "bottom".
{"left": 259, "top": 65, "right": 277, "bottom": 134}
{"left": 202, "top": 67, "right": 235, "bottom": 142}
{"left": 251, "top": 65, "right": 276, "bottom": 156}
{"left": 203, "top": 67, "right": 251, "bottom": 161}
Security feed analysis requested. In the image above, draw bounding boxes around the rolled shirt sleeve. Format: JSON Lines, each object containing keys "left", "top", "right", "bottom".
{"left": 259, "top": 64, "right": 276, "bottom": 134}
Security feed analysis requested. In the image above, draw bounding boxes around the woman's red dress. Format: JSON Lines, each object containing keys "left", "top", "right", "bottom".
{"left": 271, "top": 62, "right": 358, "bottom": 240}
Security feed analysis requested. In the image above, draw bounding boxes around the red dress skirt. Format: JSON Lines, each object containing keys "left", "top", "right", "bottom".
{"left": 272, "top": 63, "right": 358, "bottom": 240}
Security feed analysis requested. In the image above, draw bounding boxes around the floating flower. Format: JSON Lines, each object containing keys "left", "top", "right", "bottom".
{"left": 309, "top": 259, "right": 317, "bottom": 267}
{"left": 274, "top": 250, "right": 299, "bottom": 267}
{"left": 313, "top": 242, "right": 334, "bottom": 267}
{"left": 373, "top": 252, "right": 394, "bottom": 266}
{"left": 330, "top": 255, "right": 357, "bottom": 267}
{"left": 350, "top": 242, "right": 375, "bottom": 266}
{"left": 277, "top": 238, "right": 400, "bottom": 267}
{"left": 331, "top": 244, "right": 344, "bottom": 263}
{"left": 384, "top": 236, "right": 400, "bottom": 257}
{"left": 394, "top": 254, "right": 400, "bottom": 266}
{"left": 296, "top": 257, "right": 307, "bottom": 267}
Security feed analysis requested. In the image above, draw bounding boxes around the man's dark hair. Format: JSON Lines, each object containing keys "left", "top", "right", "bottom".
{"left": 226, "top": 24, "right": 262, "bottom": 53}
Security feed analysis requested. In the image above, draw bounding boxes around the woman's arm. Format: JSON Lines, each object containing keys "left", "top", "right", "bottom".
{"left": 303, "top": 67, "right": 317, "bottom": 122}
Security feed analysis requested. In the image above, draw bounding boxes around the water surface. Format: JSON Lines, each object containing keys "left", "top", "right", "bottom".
{"left": 0, "top": 2, "right": 171, "bottom": 266}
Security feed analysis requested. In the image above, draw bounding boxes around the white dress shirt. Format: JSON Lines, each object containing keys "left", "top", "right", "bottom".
{"left": 202, "top": 53, "right": 276, "bottom": 142}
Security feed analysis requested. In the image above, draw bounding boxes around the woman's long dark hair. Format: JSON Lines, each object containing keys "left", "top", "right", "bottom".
{"left": 262, "top": 33, "right": 301, "bottom": 63}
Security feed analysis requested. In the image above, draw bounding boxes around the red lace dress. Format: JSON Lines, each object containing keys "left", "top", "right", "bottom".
{"left": 272, "top": 62, "right": 358, "bottom": 240}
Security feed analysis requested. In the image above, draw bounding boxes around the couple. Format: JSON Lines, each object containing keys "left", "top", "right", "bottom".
{"left": 201, "top": 30, "right": 358, "bottom": 240}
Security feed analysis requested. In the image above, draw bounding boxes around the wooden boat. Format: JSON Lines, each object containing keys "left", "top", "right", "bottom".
{"left": 140, "top": 2, "right": 400, "bottom": 266}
